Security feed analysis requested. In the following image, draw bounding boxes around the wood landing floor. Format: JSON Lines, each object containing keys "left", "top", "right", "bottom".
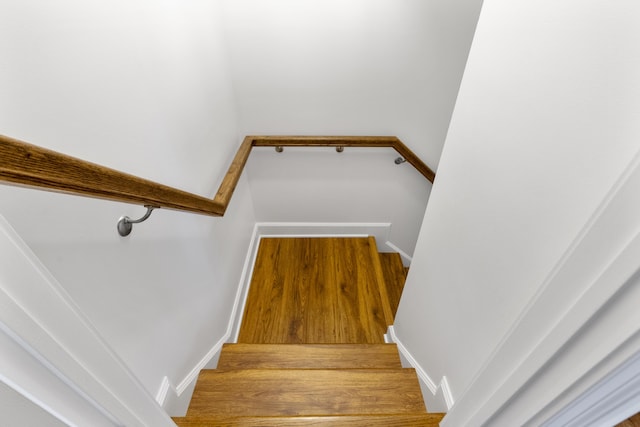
{"left": 238, "top": 237, "right": 390, "bottom": 344}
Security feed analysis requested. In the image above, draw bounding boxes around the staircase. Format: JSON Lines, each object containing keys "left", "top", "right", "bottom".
{"left": 173, "top": 237, "right": 444, "bottom": 426}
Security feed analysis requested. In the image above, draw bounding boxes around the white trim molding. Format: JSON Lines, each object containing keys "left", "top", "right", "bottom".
{"left": 255, "top": 222, "right": 392, "bottom": 242}
{"left": 229, "top": 224, "right": 262, "bottom": 343}
{"left": 155, "top": 377, "right": 171, "bottom": 407}
{"left": 440, "top": 148, "right": 640, "bottom": 426}
{"left": 0, "top": 215, "right": 175, "bottom": 427}
{"left": 387, "top": 326, "right": 453, "bottom": 412}
{"left": 541, "top": 340, "right": 640, "bottom": 427}
{"left": 155, "top": 224, "right": 262, "bottom": 412}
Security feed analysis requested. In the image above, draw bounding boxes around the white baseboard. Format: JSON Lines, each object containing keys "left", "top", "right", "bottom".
{"left": 229, "top": 224, "right": 262, "bottom": 343}
{"left": 256, "top": 222, "right": 392, "bottom": 242}
{"left": 542, "top": 346, "right": 640, "bottom": 427}
{"left": 387, "top": 326, "right": 453, "bottom": 412}
{"left": 155, "top": 377, "right": 171, "bottom": 407}
{"left": 384, "top": 240, "right": 413, "bottom": 266}
{"left": 156, "top": 334, "right": 228, "bottom": 415}
{"left": 175, "top": 337, "right": 227, "bottom": 396}
{"left": 156, "top": 225, "right": 263, "bottom": 413}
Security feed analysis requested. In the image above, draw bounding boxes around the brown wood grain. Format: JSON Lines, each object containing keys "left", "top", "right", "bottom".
{"left": 1, "top": 134, "right": 434, "bottom": 218}
{"left": 187, "top": 369, "right": 426, "bottom": 417}
{"left": 250, "top": 135, "right": 435, "bottom": 182}
{"left": 217, "top": 343, "right": 402, "bottom": 370}
{"left": 0, "top": 134, "right": 225, "bottom": 216}
{"left": 251, "top": 135, "right": 398, "bottom": 148}
{"left": 379, "top": 252, "right": 408, "bottom": 319}
{"left": 238, "top": 238, "right": 389, "bottom": 344}
{"left": 368, "top": 236, "right": 395, "bottom": 326}
{"left": 173, "top": 414, "right": 445, "bottom": 427}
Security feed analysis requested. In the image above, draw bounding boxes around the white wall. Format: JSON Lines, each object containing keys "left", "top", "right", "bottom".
{"left": 395, "top": 0, "right": 640, "bottom": 423}
{"left": 0, "top": 382, "right": 69, "bottom": 427}
{"left": 222, "top": 0, "right": 483, "bottom": 256}
{"left": 246, "top": 147, "right": 430, "bottom": 257}
{"left": 0, "top": 0, "right": 256, "bottom": 416}
{"left": 0, "top": 0, "right": 485, "bottom": 419}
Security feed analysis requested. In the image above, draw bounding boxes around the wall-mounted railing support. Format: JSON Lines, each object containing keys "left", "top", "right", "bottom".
{"left": 336, "top": 146, "right": 344, "bottom": 153}
{"left": 395, "top": 157, "right": 407, "bottom": 164}
{"left": 117, "top": 206, "right": 155, "bottom": 237}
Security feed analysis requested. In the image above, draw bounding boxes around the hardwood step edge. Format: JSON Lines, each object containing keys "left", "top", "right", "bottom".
{"left": 378, "top": 252, "right": 407, "bottom": 319}
{"left": 188, "top": 368, "right": 426, "bottom": 417}
{"left": 218, "top": 343, "right": 403, "bottom": 369}
{"left": 212, "top": 367, "right": 411, "bottom": 373}
{"left": 173, "top": 413, "right": 446, "bottom": 427}
{"left": 368, "top": 236, "right": 394, "bottom": 326}
{"left": 378, "top": 252, "right": 405, "bottom": 272}
{"left": 197, "top": 367, "right": 420, "bottom": 375}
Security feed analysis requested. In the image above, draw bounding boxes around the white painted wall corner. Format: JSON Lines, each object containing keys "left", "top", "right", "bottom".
{"left": 155, "top": 333, "right": 227, "bottom": 416}
{"left": 155, "top": 224, "right": 263, "bottom": 415}
{"left": 229, "top": 224, "right": 262, "bottom": 343}
{"left": 387, "top": 326, "right": 453, "bottom": 412}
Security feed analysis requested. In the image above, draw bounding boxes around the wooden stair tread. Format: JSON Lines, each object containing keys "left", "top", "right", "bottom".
{"left": 217, "top": 343, "right": 402, "bottom": 369}
{"left": 378, "top": 252, "right": 407, "bottom": 319}
{"left": 188, "top": 369, "right": 426, "bottom": 417}
{"left": 367, "top": 236, "right": 395, "bottom": 327}
{"left": 173, "top": 413, "right": 445, "bottom": 426}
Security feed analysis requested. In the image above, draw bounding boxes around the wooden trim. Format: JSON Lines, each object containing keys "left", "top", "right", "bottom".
{"left": 0, "top": 134, "right": 225, "bottom": 216}
{"left": 250, "top": 135, "right": 436, "bottom": 183}
{"left": 251, "top": 135, "right": 398, "bottom": 148}
{"left": 212, "top": 136, "right": 254, "bottom": 215}
{"left": 0, "top": 134, "right": 435, "bottom": 217}
{"left": 392, "top": 139, "right": 436, "bottom": 183}
{"left": 368, "top": 236, "right": 395, "bottom": 327}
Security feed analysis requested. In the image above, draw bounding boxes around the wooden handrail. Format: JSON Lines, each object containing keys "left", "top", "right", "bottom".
{"left": 0, "top": 134, "right": 435, "bottom": 217}
{"left": 0, "top": 134, "right": 226, "bottom": 216}
{"left": 249, "top": 136, "right": 436, "bottom": 183}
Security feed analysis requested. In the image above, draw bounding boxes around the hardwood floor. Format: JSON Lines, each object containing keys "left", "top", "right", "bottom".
{"left": 173, "top": 414, "right": 446, "bottom": 426}
{"left": 379, "top": 252, "right": 407, "bottom": 318}
{"left": 238, "top": 237, "right": 390, "bottom": 344}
